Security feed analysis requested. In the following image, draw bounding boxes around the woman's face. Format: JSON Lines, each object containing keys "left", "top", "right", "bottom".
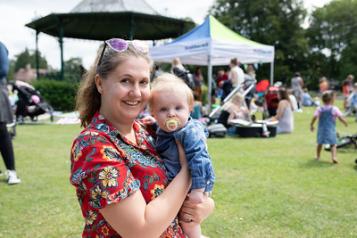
{"left": 97, "top": 56, "right": 151, "bottom": 124}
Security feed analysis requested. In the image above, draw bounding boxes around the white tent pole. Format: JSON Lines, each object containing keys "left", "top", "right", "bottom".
{"left": 207, "top": 39, "right": 213, "bottom": 113}
{"left": 207, "top": 56, "right": 212, "bottom": 113}
{"left": 270, "top": 61, "right": 274, "bottom": 85}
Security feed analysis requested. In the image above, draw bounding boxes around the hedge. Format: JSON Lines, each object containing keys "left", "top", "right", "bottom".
{"left": 33, "top": 79, "right": 78, "bottom": 112}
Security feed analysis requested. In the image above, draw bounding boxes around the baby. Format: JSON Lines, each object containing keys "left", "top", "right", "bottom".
{"left": 149, "top": 73, "right": 215, "bottom": 238}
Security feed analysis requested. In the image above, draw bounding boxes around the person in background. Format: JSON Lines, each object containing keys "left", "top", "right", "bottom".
{"left": 228, "top": 58, "right": 245, "bottom": 90}
{"left": 218, "top": 93, "right": 250, "bottom": 135}
{"left": 224, "top": 93, "right": 250, "bottom": 123}
{"left": 171, "top": 57, "right": 195, "bottom": 90}
{"left": 270, "top": 87, "right": 294, "bottom": 134}
{"left": 302, "top": 87, "right": 317, "bottom": 107}
{"left": 319, "top": 76, "right": 329, "bottom": 94}
{"left": 191, "top": 94, "right": 203, "bottom": 120}
{"left": 149, "top": 74, "right": 215, "bottom": 238}
{"left": 0, "top": 41, "right": 21, "bottom": 185}
{"left": 345, "top": 83, "right": 357, "bottom": 118}
{"left": 264, "top": 86, "right": 279, "bottom": 117}
{"left": 216, "top": 69, "right": 228, "bottom": 87}
{"left": 193, "top": 67, "right": 203, "bottom": 102}
{"left": 342, "top": 74, "right": 354, "bottom": 110}
{"left": 70, "top": 38, "right": 214, "bottom": 238}
{"left": 246, "top": 64, "right": 256, "bottom": 80}
{"left": 290, "top": 72, "right": 304, "bottom": 111}
{"left": 287, "top": 89, "right": 299, "bottom": 112}
{"left": 310, "top": 90, "right": 348, "bottom": 163}
{"left": 215, "top": 69, "right": 228, "bottom": 103}
{"left": 150, "top": 64, "right": 162, "bottom": 82}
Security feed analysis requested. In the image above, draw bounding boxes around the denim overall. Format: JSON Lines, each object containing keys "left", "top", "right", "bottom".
{"left": 317, "top": 107, "right": 336, "bottom": 145}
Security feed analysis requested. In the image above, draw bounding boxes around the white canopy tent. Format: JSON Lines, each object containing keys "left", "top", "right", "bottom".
{"left": 150, "top": 15, "right": 275, "bottom": 111}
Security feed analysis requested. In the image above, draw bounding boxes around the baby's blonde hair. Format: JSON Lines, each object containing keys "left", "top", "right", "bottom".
{"left": 149, "top": 73, "right": 194, "bottom": 111}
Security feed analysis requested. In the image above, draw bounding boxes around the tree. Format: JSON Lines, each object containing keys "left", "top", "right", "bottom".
{"left": 14, "top": 48, "right": 48, "bottom": 72}
{"left": 209, "top": 0, "right": 308, "bottom": 84}
{"left": 64, "top": 57, "right": 85, "bottom": 82}
{"left": 307, "top": 0, "right": 357, "bottom": 81}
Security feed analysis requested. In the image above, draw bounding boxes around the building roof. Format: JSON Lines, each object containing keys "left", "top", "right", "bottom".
{"left": 26, "top": 0, "right": 194, "bottom": 41}
{"left": 71, "top": 0, "right": 159, "bottom": 15}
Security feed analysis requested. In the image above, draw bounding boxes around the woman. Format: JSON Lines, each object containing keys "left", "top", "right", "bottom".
{"left": 218, "top": 93, "right": 250, "bottom": 133}
{"left": 271, "top": 87, "right": 294, "bottom": 134}
{"left": 70, "top": 38, "right": 214, "bottom": 237}
{"left": 224, "top": 93, "right": 250, "bottom": 123}
{"left": 0, "top": 41, "right": 20, "bottom": 185}
{"left": 171, "top": 57, "right": 195, "bottom": 90}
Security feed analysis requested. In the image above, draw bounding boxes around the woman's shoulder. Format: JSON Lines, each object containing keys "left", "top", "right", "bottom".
{"left": 71, "top": 127, "right": 114, "bottom": 158}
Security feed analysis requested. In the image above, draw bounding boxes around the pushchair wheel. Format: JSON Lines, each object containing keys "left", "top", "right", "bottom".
{"left": 30, "top": 116, "right": 38, "bottom": 122}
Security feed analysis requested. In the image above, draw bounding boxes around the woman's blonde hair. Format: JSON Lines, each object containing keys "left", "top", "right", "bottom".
{"left": 75, "top": 41, "right": 151, "bottom": 127}
{"left": 149, "top": 73, "right": 194, "bottom": 110}
{"left": 223, "top": 93, "right": 246, "bottom": 110}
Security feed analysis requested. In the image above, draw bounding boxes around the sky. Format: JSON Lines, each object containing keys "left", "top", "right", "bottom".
{"left": 0, "top": 0, "right": 331, "bottom": 69}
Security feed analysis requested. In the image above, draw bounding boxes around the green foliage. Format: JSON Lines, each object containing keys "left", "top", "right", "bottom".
{"left": 210, "top": 0, "right": 308, "bottom": 83}
{"left": 7, "top": 59, "right": 16, "bottom": 81}
{"left": 307, "top": 0, "right": 357, "bottom": 81}
{"left": 14, "top": 48, "right": 48, "bottom": 71}
{"left": 64, "top": 57, "right": 85, "bottom": 83}
{"left": 33, "top": 79, "right": 78, "bottom": 111}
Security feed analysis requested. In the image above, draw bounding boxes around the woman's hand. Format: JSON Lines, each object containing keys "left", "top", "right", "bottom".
{"left": 270, "top": 116, "right": 278, "bottom": 122}
{"left": 179, "top": 196, "right": 215, "bottom": 224}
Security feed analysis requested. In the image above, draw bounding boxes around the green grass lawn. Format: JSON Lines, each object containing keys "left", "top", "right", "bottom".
{"left": 0, "top": 104, "right": 356, "bottom": 238}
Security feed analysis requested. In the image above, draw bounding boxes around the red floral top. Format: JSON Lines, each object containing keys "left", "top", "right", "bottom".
{"left": 70, "top": 113, "right": 184, "bottom": 238}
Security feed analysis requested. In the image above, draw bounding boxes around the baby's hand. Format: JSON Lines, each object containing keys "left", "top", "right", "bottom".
{"left": 141, "top": 115, "right": 156, "bottom": 125}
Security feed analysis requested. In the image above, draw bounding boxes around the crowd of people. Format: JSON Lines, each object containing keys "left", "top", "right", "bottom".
{"left": 161, "top": 56, "right": 354, "bottom": 165}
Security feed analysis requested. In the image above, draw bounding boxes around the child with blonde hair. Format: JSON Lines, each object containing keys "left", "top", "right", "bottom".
{"left": 149, "top": 73, "right": 215, "bottom": 238}
{"left": 310, "top": 90, "right": 348, "bottom": 163}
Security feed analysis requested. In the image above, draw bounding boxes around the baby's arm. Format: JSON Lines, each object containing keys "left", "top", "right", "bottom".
{"left": 189, "top": 188, "right": 206, "bottom": 204}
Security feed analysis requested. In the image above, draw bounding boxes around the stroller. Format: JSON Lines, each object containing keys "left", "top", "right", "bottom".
{"left": 208, "top": 77, "right": 279, "bottom": 138}
{"left": 324, "top": 133, "right": 357, "bottom": 151}
{"left": 12, "top": 80, "right": 54, "bottom": 123}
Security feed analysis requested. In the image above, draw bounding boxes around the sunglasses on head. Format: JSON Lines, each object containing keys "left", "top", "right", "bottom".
{"left": 97, "top": 38, "right": 149, "bottom": 67}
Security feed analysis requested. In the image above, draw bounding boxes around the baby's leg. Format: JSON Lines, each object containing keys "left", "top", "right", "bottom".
{"left": 181, "top": 189, "right": 205, "bottom": 238}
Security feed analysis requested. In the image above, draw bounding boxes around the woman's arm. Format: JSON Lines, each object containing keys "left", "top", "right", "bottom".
{"left": 100, "top": 142, "right": 190, "bottom": 238}
{"left": 227, "top": 109, "right": 236, "bottom": 123}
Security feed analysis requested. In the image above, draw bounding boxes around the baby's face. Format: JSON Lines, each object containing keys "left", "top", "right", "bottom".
{"left": 151, "top": 89, "right": 191, "bottom": 132}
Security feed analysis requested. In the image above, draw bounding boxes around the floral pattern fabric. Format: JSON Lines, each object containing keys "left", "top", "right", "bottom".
{"left": 70, "top": 112, "right": 184, "bottom": 238}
